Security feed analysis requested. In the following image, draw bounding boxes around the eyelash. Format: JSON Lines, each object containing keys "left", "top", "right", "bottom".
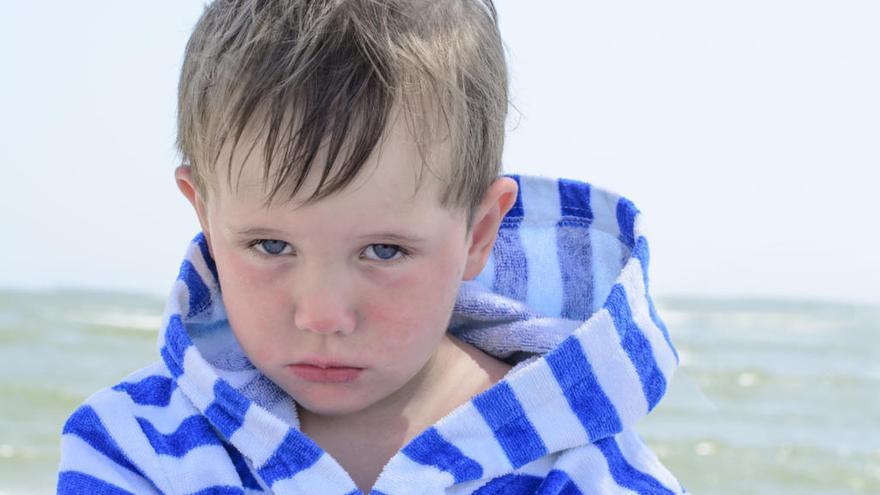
{"left": 246, "top": 239, "right": 411, "bottom": 264}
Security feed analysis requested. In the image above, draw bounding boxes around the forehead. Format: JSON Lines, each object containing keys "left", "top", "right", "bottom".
{"left": 207, "top": 106, "right": 456, "bottom": 223}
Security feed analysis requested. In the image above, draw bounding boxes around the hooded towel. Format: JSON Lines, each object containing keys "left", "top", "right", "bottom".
{"left": 58, "top": 174, "right": 687, "bottom": 494}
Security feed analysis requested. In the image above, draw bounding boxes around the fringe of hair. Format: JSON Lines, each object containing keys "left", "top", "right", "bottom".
{"left": 176, "top": 0, "right": 509, "bottom": 226}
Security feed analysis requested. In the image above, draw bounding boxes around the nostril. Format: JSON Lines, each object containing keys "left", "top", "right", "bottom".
{"left": 293, "top": 305, "right": 357, "bottom": 335}
{"left": 292, "top": 277, "right": 357, "bottom": 334}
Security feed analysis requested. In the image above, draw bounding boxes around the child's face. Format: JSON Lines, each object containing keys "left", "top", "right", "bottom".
{"left": 177, "top": 113, "right": 501, "bottom": 419}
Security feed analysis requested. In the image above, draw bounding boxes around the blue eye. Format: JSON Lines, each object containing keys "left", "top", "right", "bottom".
{"left": 255, "top": 239, "right": 291, "bottom": 256}
{"left": 364, "top": 244, "right": 404, "bottom": 261}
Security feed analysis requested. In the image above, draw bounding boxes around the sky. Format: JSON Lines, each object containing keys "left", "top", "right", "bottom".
{"left": 1, "top": 1, "right": 878, "bottom": 305}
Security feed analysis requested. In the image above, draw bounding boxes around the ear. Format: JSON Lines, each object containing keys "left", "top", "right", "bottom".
{"left": 174, "top": 165, "right": 214, "bottom": 254}
{"left": 462, "top": 177, "right": 519, "bottom": 280}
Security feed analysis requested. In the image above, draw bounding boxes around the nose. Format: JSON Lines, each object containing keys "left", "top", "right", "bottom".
{"left": 292, "top": 267, "right": 357, "bottom": 336}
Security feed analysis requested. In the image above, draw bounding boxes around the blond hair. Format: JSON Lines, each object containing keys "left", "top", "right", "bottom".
{"left": 176, "top": 0, "right": 509, "bottom": 226}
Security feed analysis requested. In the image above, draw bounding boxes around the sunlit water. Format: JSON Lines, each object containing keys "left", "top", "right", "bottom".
{"left": 1, "top": 289, "right": 877, "bottom": 494}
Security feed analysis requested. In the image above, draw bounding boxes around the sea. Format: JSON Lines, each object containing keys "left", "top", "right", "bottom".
{"left": 0, "top": 289, "right": 877, "bottom": 494}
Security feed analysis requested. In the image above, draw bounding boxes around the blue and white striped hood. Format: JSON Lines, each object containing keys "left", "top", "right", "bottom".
{"left": 59, "top": 174, "right": 685, "bottom": 494}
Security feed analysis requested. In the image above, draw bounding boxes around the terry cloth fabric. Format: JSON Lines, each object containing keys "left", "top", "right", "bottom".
{"left": 57, "top": 174, "right": 687, "bottom": 494}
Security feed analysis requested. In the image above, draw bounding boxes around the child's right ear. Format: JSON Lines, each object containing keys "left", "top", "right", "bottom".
{"left": 174, "top": 165, "right": 213, "bottom": 249}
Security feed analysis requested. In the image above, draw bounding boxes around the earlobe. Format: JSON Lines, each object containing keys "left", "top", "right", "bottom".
{"left": 462, "top": 177, "right": 519, "bottom": 280}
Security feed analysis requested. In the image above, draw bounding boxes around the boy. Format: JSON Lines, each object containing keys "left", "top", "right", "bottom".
{"left": 58, "top": 1, "right": 686, "bottom": 494}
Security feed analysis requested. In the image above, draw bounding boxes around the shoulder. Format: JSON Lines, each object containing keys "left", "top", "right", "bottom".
{"left": 61, "top": 360, "right": 197, "bottom": 444}
{"left": 58, "top": 361, "right": 199, "bottom": 491}
{"left": 64, "top": 361, "right": 180, "bottom": 426}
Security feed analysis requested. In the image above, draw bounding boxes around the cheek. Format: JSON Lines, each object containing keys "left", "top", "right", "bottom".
{"left": 217, "top": 245, "right": 289, "bottom": 301}
{"left": 214, "top": 249, "right": 291, "bottom": 344}
{"left": 364, "top": 259, "right": 462, "bottom": 354}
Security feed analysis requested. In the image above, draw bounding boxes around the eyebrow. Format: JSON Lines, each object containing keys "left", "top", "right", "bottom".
{"left": 354, "top": 232, "right": 428, "bottom": 245}
{"left": 234, "top": 227, "right": 427, "bottom": 245}
{"left": 234, "top": 227, "right": 289, "bottom": 237}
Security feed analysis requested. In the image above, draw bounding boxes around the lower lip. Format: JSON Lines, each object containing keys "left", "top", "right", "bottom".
{"left": 287, "top": 364, "right": 364, "bottom": 383}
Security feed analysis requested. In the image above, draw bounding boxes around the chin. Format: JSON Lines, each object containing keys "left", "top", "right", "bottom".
{"left": 294, "top": 391, "right": 375, "bottom": 418}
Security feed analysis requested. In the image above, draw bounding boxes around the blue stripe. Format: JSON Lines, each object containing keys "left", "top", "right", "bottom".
{"left": 137, "top": 415, "right": 220, "bottom": 457}
{"left": 545, "top": 337, "right": 622, "bottom": 440}
{"left": 492, "top": 226, "right": 528, "bottom": 303}
{"left": 595, "top": 436, "right": 675, "bottom": 495}
{"left": 472, "top": 382, "right": 547, "bottom": 468}
{"left": 204, "top": 380, "right": 250, "bottom": 439}
{"left": 632, "top": 236, "right": 678, "bottom": 363}
{"left": 161, "top": 345, "right": 184, "bottom": 378}
{"left": 62, "top": 406, "right": 144, "bottom": 478}
{"left": 161, "top": 314, "right": 191, "bottom": 379}
{"left": 190, "top": 487, "right": 245, "bottom": 495}
{"left": 221, "top": 441, "right": 264, "bottom": 490}
{"left": 556, "top": 223, "right": 593, "bottom": 320}
{"left": 57, "top": 472, "right": 137, "bottom": 495}
{"left": 558, "top": 179, "right": 593, "bottom": 220}
{"left": 473, "top": 473, "right": 543, "bottom": 494}
{"left": 538, "top": 469, "right": 585, "bottom": 494}
{"left": 112, "top": 375, "right": 176, "bottom": 407}
{"left": 605, "top": 284, "right": 667, "bottom": 411}
{"left": 615, "top": 197, "right": 638, "bottom": 250}
{"left": 256, "top": 430, "right": 323, "bottom": 485}
{"left": 164, "top": 314, "right": 192, "bottom": 361}
{"left": 631, "top": 236, "right": 651, "bottom": 290}
{"left": 492, "top": 175, "right": 527, "bottom": 301}
{"left": 195, "top": 231, "right": 219, "bottom": 282}
{"left": 401, "top": 427, "right": 483, "bottom": 483}
{"left": 178, "top": 259, "right": 212, "bottom": 318}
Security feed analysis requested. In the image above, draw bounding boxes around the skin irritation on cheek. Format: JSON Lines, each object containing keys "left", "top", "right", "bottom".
{"left": 210, "top": 211, "right": 467, "bottom": 352}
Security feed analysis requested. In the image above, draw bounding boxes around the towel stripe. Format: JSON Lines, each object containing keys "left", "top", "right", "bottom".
{"left": 605, "top": 284, "right": 667, "bottom": 410}
{"left": 256, "top": 431, "right": 323, "bottom": 486}
{"left": 162, "top": 314, "right": 191, "bottom": 379}
{"left": 615, "top": 429, "right": 684, "bottom": 494}
{"left": 557, "top": 224, "right": 594, "bottom": 320}
{"left": 179, "top": 260, "right": 212, "bottom": 318}
{"left": 190, "top": 487, "right": 245, "bottom": 495}
{"left": 402, "top": 427, "right": 483, "bottom": 483}
{"left": 632, "top": 236, "right": 679, "bottom": 363}
{"left": 545, "top": 336, "right": 622, "bottom": 441}
{"left": 492, "top": 224, "right": 528, "bottom": 302}
{"left": 221, "top": 441, "right": 264, "bottom": 491}
{"left": 473, "top": 382, "right": 547, "bottom": 468}
{"left": 472, "top": 473, "right": 544, "bottom": 494}
{"left": 112, "top": 376, "right": 175, "bottom": 407}
{"left": 205, "top": 380, "right": 250, "bottom": 439}
{"left": 62, "top": 406, "right": 144, "bottom": 477}
{"left": 493, "top": 175, "right": 527, "bottom": 301}
{"left": 558, "top": 179, "right": 593, "bottom": 220}
{"left": 596, "top": 436, "right": 675, "bottom": 495}
{"left": 539, "top": 469, "right": 585, "bottom": 495}
{"left": 137, "top": 415, "right": 220, "bottom": 457}
{"left": 557, "top": 179, "right": 595, "bottom": 320}
{"left": 57, "top": 472, "right": 136, "bottom": 495}
{"left": 615, "top": 198, "right": 638, "bottom": 250}
{"left": 195, "top": 232, "right": 219, "bottom": 283}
